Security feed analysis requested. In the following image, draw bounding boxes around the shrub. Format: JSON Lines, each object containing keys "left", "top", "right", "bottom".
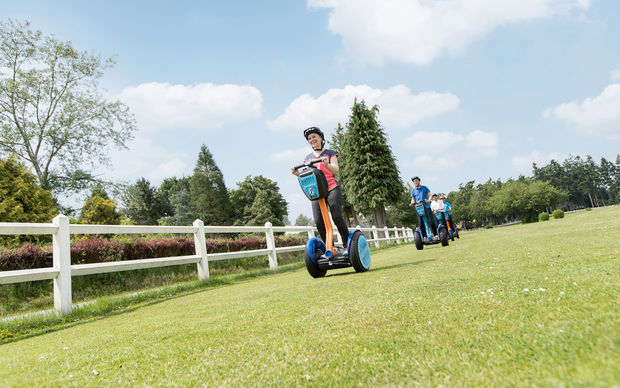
{"left": 0, "top": 235, "right": 306, "bottom": 271}
{"left": 539, "top": 212, "right": 550, "bottom": 221}
{"left": 552, "top": 209, "right": 565, "bottom": 219}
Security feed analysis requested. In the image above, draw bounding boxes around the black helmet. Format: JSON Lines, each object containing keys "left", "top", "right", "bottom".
{"left": 411, "top": 176, "right": 420, "bottom": 181}
{"left": 303, "top": 126, "right": 325, "bottom": 148}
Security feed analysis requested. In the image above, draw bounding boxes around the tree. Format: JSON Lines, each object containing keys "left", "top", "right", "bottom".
{"left": 123, "top": 178, "right": 163, "bottom": 225}
{"left": 230, "top": 175, "right": 288, "bottom": 226}
{"left": 0, "top": 155, "right": 56, "bottom": 222}
{"left": 190, "top": 145, "right": 232, "bottom": 225}
{"left": 385, "top": 183, "right": 418, "bottom": 228}
{"left": 156, "top": 176, "right": 190, "bottom": 220}
{"left": 329, "top": 123, "right": 359, "bottom": 226}
{"left": 0, "top": 20, "right": 136, "bottom": 196}
{"left": 340, "top": 99, "right": 403, "bottom": 229}
{"left": 157, "top": 177, "right": 195, "bottom": 226}
{"left": 78, "top": 185, "right": 121, "bottom": 225}
{"left": 295, "top": 214, "right": 315, "bottom": 226}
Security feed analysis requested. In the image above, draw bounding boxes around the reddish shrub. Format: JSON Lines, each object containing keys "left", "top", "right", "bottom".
{"left": 0, "top": 243, "right": 51, "bottom": 271}
{"left": 0, "top": 234, "right": 306, "bottom": 271}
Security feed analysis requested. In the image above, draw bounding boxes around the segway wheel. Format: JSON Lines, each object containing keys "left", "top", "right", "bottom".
{"left": 349, "top": 230, "right": 371, "bottom": 272}
{"left": 439, "top": 228, "right": 449, "bottom": 246}
{"left": 304, "top": 238, "right": 326, "bottom": 278}
{"left": 413, "top": 230, "right": 424, "bottom": 250}
{"left": 450, "top": 230, "right": 455, "bottom": 242}
{"left": 455, "top": 228, "right": 460, "bottom": 239}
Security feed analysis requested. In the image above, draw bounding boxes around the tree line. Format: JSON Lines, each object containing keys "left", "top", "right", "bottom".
{"left": 2, "top": 20, "right": 618, "bottom": 230}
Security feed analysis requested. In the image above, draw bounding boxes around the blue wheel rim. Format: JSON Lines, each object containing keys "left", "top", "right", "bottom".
{"left": 357, "top": 235, "right": 371, "bottom": 269}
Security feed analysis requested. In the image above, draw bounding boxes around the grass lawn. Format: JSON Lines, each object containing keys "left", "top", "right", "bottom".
{"left": 0, "top": 207, "right": 618, "bottom": 386}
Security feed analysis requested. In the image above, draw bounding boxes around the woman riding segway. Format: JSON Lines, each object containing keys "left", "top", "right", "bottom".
{"left": 292, "top": 126, "right": 370, "bottom": 277}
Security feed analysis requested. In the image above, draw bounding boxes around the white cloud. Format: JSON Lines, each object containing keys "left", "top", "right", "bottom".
{"left": 267, "top": 84, "right": 459, "bottom": 135}
{"left": 544, "top": 83, "right": 620, "bottom": 139}
{"left": 465, "top": 130, "right": 499, "bottom": 157}
{"left": 404, "top": 129, "right": 498, "bottom": 156}
{"left": 100, "top": 136, "right": 190, "bottom": 185}
{"left": 511, "top": 151, "right": 567, "bottom": 174}
{"left": 404, "top": 131, "right": 465, "bottom": 151}
{"left": 119, "top": 82, "right": 262, "bottom": 132}
{"left": 269, "top": 147, "right": 313, "bottom": 164}
{"left": 308, "top": 0, "right": 591, "bottom": 65}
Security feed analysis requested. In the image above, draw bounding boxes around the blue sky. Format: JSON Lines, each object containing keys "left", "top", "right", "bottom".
{"left": 4, "top": 0, "right": 620, "bottom": 222}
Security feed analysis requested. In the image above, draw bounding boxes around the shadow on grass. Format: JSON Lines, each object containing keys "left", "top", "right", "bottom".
{"left": 0, "top": 262, "right": 305, "bottom": 345}
{"left": 324, "top": 258, "right": 436, "bottom": 278}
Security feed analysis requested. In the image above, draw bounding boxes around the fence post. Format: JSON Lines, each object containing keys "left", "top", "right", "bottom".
{"left": 394, "top": 227, "right": 401, "bottom": 244}
{"left": 265, "top": 222, "right": 278, "bottom": 270}
{"left": 53, "top": 214, "right": 72, "bottom": 314}
{"left": 384, "top": 226, "right": 390, "bottom": 243}
{"left": 193, "top": 219, "right": 209, "bottom": 280}
{"left": 372, "top": 225, "right": 380, "bottom": 248}
{"left": 307, "top": 227, "right": 314, "bottom": 240}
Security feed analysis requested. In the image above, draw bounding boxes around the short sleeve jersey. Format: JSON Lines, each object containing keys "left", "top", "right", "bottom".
{"left": 411, "top": 185, "right": 431, "bottom": 208}
{"left": 304, "top": 149, "right": 339, "bottom": 191}
{"left": 444, "top": 201, "right": 452, "bottom": 214}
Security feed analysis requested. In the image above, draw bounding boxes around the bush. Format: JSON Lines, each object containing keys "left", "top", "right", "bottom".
{"left": 0, "top": 235, "right": 306, "bottom": 271}
{"left": 539, "top": 212, "right": 550, "bottom": 221}
{"left": 552, "top": 209, "right": 565, "bottom": 219}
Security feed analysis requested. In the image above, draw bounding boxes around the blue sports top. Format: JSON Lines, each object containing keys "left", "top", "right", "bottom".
{"left": 444, "top": 201, "right": 452, "bottom": 215}
{"left": 411, "top": 185, "right": 431, "bottom": 208}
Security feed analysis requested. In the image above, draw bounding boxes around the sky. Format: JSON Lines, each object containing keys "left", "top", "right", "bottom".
{"left": 3, "top": 0, "right": 620, "bottom": 223}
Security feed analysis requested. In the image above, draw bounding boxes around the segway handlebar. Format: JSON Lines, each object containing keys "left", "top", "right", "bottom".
{"left": 293, "top": 158, "right": 325, "bottom": 170}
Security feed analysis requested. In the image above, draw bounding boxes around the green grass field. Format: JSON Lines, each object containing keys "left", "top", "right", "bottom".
{"left": 1, "top": 207, "right": 618, "bottom": 386}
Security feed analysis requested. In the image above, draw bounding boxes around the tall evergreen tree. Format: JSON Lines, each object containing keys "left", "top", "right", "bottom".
{"left": 340, "top": 99, "right": 403, "bottom": 228}
{"left": 329, "top": 123, "right": 358, "bottom": 226}
{"left": 190, "top": 145, "right": 232, "bottom": 225}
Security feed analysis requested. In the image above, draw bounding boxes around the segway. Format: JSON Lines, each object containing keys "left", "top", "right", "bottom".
{"left": 295, "top": 159, "right": 371, "bottom": 278}
{"left": 412, "top": 200, "right": 449, "bottom": 250}
{"left": 434, "top": 211, "right": 456, "bottom": 241}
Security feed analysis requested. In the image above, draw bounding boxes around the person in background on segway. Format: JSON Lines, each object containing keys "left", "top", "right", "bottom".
{"left": 431, "top": 193, "right": 447, "bottom": 227}
{"left": 291, "top": 127, "right": 350, "bottom": 249}
{"left": 409, "top": 176, "right": 439, "bottom": 238}
{"left": 441, "top": 194, "right": 456, "bottom": 231}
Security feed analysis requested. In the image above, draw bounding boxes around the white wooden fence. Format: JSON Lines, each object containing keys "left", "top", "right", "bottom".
{"left": 0, "top": 215, "right": 413, "bottom": 314}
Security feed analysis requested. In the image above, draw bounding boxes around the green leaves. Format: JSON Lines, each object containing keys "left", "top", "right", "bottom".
{"left": 0, "top": 19, "right": 136, "bottom": 198}
{"left": 339, "top": 99, "right": 403, "bottom": 225}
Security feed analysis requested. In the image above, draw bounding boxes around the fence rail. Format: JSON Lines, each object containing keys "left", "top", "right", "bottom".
{"left": 0, "top": 215, "right": 413, "bottom": 314}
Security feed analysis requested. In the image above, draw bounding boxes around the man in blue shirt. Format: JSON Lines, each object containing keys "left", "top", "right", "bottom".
{"left": 409, "top": 176, "right": 438, "bottom": 238}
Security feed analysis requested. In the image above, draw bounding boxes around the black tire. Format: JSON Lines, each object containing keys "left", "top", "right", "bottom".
{"left": 304, "top": 249, "right": 326, "bottom": 278}
{"left": 414, "top": 230, "right": 424, "bottom": 250}
{"left": 450, "top": 230, "right": 455, "bottom": 241}
{"left": 455, "top": 229, "right": 460, "bottom": 239}
{"left": 349, "top": 230, "right": 371, "bottom": 272}
{"left": 440, "top": 228, "right": 449, "bottom": 246}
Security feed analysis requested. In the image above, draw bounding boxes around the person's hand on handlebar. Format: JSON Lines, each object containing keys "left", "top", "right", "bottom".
{"left": 291, "top": 166, "right": 299, "bottom": 176}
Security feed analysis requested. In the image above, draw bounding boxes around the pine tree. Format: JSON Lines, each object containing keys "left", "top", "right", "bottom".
{"left": 190, "top": 145, "right": 232, "bottom": 225}
{"left": 0, "top": 156, "right": 57, "bottom": 222}
{"left": 340, "top": 99, "right": 403, "bottom": 228}
{"left": 329, "top": 123, "right": 358, "bottom": 226}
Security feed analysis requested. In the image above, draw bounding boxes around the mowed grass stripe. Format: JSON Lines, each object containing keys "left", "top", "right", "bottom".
{"left": 1, "top": 207, "right": 618, "bottom": 386}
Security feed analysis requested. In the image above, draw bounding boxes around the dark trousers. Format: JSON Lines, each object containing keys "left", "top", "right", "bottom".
{"left": 417, "top": 206, "right": 438, "bottom": 238}
{"left": 311, "top": 186, "right": 350, "bottom": 247}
